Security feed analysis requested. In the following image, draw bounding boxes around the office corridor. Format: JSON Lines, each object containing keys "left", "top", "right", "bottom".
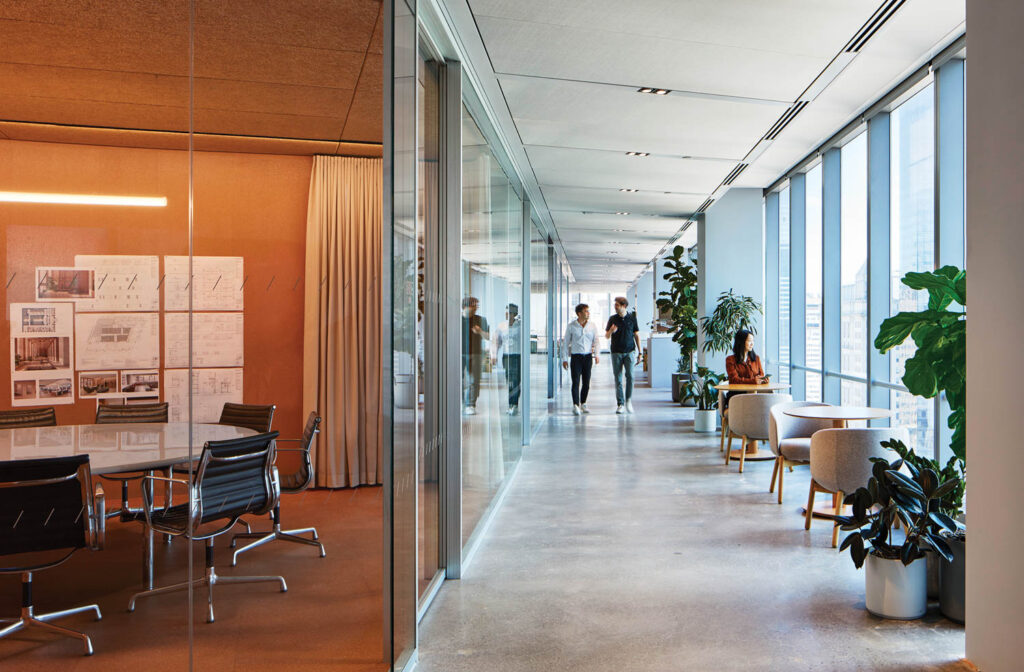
{"left": 417, "top": 372, "right": 968, "bottom": 672}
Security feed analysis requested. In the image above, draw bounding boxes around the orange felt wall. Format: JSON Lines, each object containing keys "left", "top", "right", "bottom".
{"left": 0, "top": 138, "right": 313, "bottom": 435}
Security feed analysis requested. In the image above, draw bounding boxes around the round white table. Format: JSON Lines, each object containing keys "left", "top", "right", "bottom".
{"left": 0, "top": 422, "right": 257, "bottom": 588}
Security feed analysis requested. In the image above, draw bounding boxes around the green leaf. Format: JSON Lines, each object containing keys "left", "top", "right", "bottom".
{"left": 902, "top": 354, "right": 939, "bottom": 398}
{"left": 875, "top": 311, "right": 932, "bottom": 352}
{"left": 886, "top": 470, "right": 925, "bottom": 498}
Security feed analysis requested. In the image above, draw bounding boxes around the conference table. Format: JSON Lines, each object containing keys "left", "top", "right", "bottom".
{"left": 0, "top": 422, "right": 256, "bottom": 589}
{"left": 712, "top": 381, "right": 791, "bottom": 460}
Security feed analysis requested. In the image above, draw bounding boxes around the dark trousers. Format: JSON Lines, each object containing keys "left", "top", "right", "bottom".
{"left": 462, "top": 354, "right": 483, "bottom": 407}
{"left": 570, "top": 353, "right": 593, "bottom": 406}
{"left": 504, "top": 354, "right": 521, "bottom": 407}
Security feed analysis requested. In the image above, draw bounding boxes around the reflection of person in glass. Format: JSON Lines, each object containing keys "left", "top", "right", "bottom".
{"left": 491, "top": 303, "right": 522, "bottom": 416}
{"left": 462, "top": 296, "right": 489, "bottom": 415}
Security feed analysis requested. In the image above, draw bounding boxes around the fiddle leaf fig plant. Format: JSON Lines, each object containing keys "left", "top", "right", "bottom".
{"left": 655, "top": 246, "right": 699, "bottom": 372}
{"left": 681, "top": 366, "right": 724, "bottom": 411}
{"left": 699, "top": 290, "right": 761, "bottom": 355}
{"left": 874, "top": 266, "right": 966, "bottom": 463}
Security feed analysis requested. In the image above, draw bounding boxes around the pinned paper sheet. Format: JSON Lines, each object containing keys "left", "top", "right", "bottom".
{"left": 164, "top": 256, "right": 244, "bottom": 311}
{"left": 74, "top": 255, "right": 160, "bottom": 312}
{"left": 163, "top": 312, "right": 244, "bottom": 368}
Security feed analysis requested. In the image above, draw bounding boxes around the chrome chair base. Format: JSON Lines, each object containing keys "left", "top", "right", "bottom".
{"left": 0, "top": 604, "right": 102, "bottom": 656}
{"left": 230, "top": 524, "right": 326, "bottom": 566}
{"left": 128, "top": 566, "right": 287, "bottom": 623}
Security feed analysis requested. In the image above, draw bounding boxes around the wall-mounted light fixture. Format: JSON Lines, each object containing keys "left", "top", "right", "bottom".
{"left": 0, "top": 191, "right": 168, "bottom": 207}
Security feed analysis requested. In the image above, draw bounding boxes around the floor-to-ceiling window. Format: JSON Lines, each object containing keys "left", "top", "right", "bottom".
{"left": 530, "top": 221, "right": 549, "bottom": 433}
{"left": 460, "top": 102, "right": 523, "bottom": 548}
{"left": 779, "top": 186, "right": 791, "bottom": 385}
{"left": 890, "top": 85, "right": 936, "bottom": 453}
{"left": 840, "top": 132, "right": 869, "bottom": 406}
{"left": 805, "top": 165, "right": 823, "bottom": 401}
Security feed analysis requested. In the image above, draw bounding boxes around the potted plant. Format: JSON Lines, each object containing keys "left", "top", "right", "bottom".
{"left": 656, "top": 246, "right": 699, "bottom": 401}
{"left": 699, "top": 289, "right": 761, "bottom": 356}
{"left": 682, "top": 366, "right": 723, "bottom": 432}
{"left": 883, "top": 438, "right": 965, "bottom": 622}
{"left": 874, "top": 265, "right": 966, "bottom": 621}
{"left": 673, "top": 356, "right": 694, "bottom": 405}
{"left": 836, "top": 453, "right": 959, "bottom": 620}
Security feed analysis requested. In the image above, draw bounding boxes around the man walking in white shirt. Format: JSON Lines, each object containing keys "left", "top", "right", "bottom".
{"left": 561, "top": 303, "right": 600, "bottom": 415}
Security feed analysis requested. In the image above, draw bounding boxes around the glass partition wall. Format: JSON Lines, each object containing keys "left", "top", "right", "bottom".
{"left": 765, "top": 60, "right": 965, "bottom": 461}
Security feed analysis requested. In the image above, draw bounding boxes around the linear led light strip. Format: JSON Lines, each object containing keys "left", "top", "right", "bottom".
{"left": 0, "top": 191, "right": 168, "bottom": 207}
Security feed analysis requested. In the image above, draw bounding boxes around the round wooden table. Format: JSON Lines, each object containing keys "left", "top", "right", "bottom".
{"left": 782, "top": 406, "right": 893, "bottom": 519}
{"left": 712, "top": 382, "right": 791, "bottom": 461}
{"left": 782, "top": 405, "right": 891, "bottom": 428}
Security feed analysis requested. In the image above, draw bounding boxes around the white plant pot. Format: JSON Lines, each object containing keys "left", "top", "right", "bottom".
{"left": 865, "top": 553, "right": 927, "bottom": 620}
{"left": 694, "top": 409, "right": 717, "bottom": 433}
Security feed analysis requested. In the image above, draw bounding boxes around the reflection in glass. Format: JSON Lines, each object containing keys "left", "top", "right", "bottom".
{"left": 460, "top": 103, "right": 523, "bottom": 548}
{"left": 779, "top": 187, "right": 791, "bottom": 385}
{"left": 840, "top": 132, "right": 869, "bottom": 407}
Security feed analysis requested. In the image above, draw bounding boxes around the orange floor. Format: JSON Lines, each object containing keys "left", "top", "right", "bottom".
{"left": 0, "top": 487, "right": 386, "bottom": 671}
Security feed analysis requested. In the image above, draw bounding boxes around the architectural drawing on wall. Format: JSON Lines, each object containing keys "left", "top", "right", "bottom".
{"left": 38, "top": 377, "right": 74, "bottom": 403}
{"left": 164, "top": 256, "right": 244, "bottom": 311}
{"left": 75, "top": 312, "right": 159, "bottom": 371}
{"left": 78, "top": 371, "right": 121, "bottom": 399}
{"left": 74, "top": 255, "right": 160, "bottom": 312}
{"left": 165, "top": 367, "right": 243, "bottom": 423}
{"left": 35, "top": 267, "right": 95, "bottom": 301}
{"left": 12, "top": 380, "right": 38, "bottom": 406}
{"left": 10, "top": 302, "right": 73, "bottom": 339}
{"left": 12, "top": 337, "right": 72, "bottom": 372}
{"left": 164, "top": 312, "right": 244, "bottom": 368}
{"left": 121, "top": 370, "right": 159, "bottom": 397}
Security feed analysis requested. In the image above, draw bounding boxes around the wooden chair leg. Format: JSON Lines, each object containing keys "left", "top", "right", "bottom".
{"left": 805, "top": 480, "right": 816, "bottom": 530}
{"left": 739, "top": 436, "right": 748, "bottom": 473}
{"left": 719, "top": 416, "right": 728, "bottom": 452}
{"left": 725, "top": 432, "right": 734, "bottom": 465}
{"left": 777, "top": 458, "right": 785, "bottom": 504}
{"left": 769, "top": 456, "right": 780, "bottom": 493}
{"left": 832, "top": 490, "right": 844, "bottom": 548}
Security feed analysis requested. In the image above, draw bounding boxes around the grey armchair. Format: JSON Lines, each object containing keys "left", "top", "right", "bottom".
{"left": 724, "top": 393, "right": 792, "bottom": 472}
{"left": 806, "top": 427, "right": 910, "bottom": 547}
{"left": 768, "top": 401, "right": 832, "bottom": 504}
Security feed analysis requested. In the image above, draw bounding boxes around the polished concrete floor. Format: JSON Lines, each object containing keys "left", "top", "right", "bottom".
{"left": 418, "top": 371, "right": 969, "bottom": 672}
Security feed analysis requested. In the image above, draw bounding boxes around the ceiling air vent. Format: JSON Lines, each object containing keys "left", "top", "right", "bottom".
{"left": 722, "top": 163, "right": 749, "bottom": 186}
{"left": 696, "top": 198, "right": 715, "bottom": 214}
{"left": 764, "top": 101, "right": 809, "bottom": 141}
{"left": 845, "top": 0, "right": 906, "bottom": 53}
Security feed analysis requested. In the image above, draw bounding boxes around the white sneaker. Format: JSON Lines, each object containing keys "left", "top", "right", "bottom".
{"left": 572, "top": 404, "right": 581, "bottom": 416}
{"left": 507, "top": 405, "right": 517, "bottom": 416}
{"left": 581, "top": 403, "right": 590, "bottom": 414}
{"left": 465, "top": 406, "right": 476, "bottom": 416}
{"left": 616, "top": 405, "right": 625, "bottom": 414}
{"left": 626, "top": 400, "right": 634, "bottom": 413}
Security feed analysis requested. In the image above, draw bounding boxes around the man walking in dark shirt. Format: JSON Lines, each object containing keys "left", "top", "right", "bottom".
{"left": 605, "top": 296, "right": 641, "bottom": 414}
{"left": 461, "top": 296, "right": 489, "bottom": 415}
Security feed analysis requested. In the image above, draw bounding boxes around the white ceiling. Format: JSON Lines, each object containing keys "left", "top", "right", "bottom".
{"left": 466, "top": 0, "right": 966, "bottom": 288}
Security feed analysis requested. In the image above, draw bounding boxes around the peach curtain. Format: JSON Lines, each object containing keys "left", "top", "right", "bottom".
{"left": 303, "top": 155, "right": 383, "bottom": 487}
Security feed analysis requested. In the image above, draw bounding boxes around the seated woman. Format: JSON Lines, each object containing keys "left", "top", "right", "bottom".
{"left": 722, "top": 329, "right": 767, "bottom": 412}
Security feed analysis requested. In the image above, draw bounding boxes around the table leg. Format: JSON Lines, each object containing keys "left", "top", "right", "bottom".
{"left": 143, "top": 470, "right": 154, "bottom": 590}
{"left": 833, "top": 419, "right": 847, "bottom": 429}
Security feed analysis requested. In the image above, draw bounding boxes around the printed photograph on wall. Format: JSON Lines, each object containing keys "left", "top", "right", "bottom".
{"left": 121, "top": 369, "right": 159, "bottom": 396}
{"left": 13, "top": 336, "right": 72, "bottom": 371}
{"left": 78, "top": 371, "right": 121, "bottom": 398}
{"left": 38, "top": 377, "right": 73, "bottom": 400}
{"left": 35, "top": 267, "right": 95, "bottom": 301}
{"left": 12, "top": 380, "right": 37, "bottom": 404}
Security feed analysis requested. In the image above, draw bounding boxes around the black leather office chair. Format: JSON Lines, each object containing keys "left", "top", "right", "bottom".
{"left": 95, "top": 402, "right": 169, "bottom": 425}
{"left": 0, "top": 455, "right": 105, "bottom": 656}
{"left": 218, "top": 402, "right": 275, "bottom": 433}
{"left": 0, "top": 407, "right": 57, "bottom": 429}
{"left": 231, "top": 412, "right": 325, "bottom": 565}
{"left": 128, "top": 431, "right": 287, "bottom": 623}
{"left": 95, "top": 402, "right": 170, "bottom": 523}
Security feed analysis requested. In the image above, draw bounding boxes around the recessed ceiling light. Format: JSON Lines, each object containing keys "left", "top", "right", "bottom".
{"left": 619, "top": 188, "right": 639, "bottom": 193}
{"left": 637, "top": 87, "right": 654, "bottom": 94}
{"left": 615, "top": 212, "right": 630, "bottom": 216}
{"left": 637, "top": 87, "right": 671, "bottom": 95}
{"left": 625, "top": 151, "right": 650, "bottom": 157}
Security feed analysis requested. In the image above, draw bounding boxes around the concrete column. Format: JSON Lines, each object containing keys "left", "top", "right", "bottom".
{"left": 697, "top": 188, "right": 765, "bottom": 374}
{"left": 965, "top": 2, "right": 1024, "bottom": 669}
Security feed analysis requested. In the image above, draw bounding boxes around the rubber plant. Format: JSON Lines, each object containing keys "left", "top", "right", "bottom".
{"left": 655, "top": 245, "right": 699, "bottom": 372}
{"left": 836, "top": 454, "right": 959, "bottom": 568}
{"left": 699, "top": 289, "right": 762, "bottom": 354}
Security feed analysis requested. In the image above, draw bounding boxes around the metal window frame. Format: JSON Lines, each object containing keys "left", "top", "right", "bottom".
{"left": 822, "top": 147, "right": 842, "bottom": 404}
{"left": 788, "top": 174, "right": 807, "bottom": 401}
{"left": 765, "top": 191, "right": 780, "bottom": 373}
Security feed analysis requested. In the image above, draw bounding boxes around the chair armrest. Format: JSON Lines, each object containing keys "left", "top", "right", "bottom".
{"left": 140, "top": 475, "right": 192, "bottom": 529}
{"left": 91, "top": 482, "right": 106, "bottom": 551}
